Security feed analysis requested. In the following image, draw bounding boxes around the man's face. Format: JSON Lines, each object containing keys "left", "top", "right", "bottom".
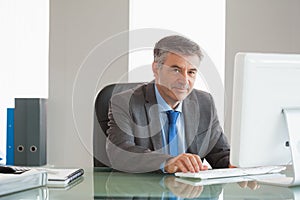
{"left": 152, "top": 52, "right": 200, "bottom": 108}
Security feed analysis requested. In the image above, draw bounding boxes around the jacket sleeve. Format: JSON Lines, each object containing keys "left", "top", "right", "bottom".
{"left": 204, "top": 94, "right": 230, "bottom": 168}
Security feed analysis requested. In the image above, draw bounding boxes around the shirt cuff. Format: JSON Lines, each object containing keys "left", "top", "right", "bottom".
{"left": 160, "top": 161, "right": 167, "bottom": 173}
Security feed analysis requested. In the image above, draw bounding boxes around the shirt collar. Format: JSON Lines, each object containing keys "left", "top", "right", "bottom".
{"left": 154, "top": 84, "right": 182, "bottom": 113}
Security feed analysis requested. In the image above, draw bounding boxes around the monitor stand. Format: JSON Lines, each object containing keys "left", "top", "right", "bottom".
{"left": 260, "top": 108, "right": 300, "bottom": 187}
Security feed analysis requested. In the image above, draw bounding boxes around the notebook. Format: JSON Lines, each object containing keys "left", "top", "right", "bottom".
{"left": 41, "top": 168, "right": 84, "bottom": 187}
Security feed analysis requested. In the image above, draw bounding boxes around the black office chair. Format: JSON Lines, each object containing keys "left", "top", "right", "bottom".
{"left": 93, "top": 82, "right": 144, "bottom": 167}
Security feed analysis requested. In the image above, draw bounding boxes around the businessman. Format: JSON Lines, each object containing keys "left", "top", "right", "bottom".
{"left": 106, "top": 35, "right": 230, "bottom": 173}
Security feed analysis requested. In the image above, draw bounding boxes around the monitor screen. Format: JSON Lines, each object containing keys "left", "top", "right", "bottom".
{"left": 230, "top": 52, "right": 300, "bottom": 167}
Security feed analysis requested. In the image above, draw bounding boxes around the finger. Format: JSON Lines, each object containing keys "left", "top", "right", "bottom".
{"left": 193, "top": 155, "right": 208, "bottom": 171}
{"left": 169, "top": 155, "right": 190, "bottom": 172}
{"left": 176, "top": 184, "right": 189, "bottom": 197}
{"left": 181, "top": 154, "right": 209, "bottom": 172}
{"left": 166, "top": 164, "right": 178, "bottom": 173}
{"left": 189, "top": 155, "right": 200, "bottom": 172}
{"left": 200, "top": 164, "right": 209, "bottom": 170}
{"left": 163, "top": 176, "right": 174, "bottom": 185}
{"left": 187, "top": 186, "right": 198, "bottom": 198}
{"left": 229, "top": 164, "right": 236, "bottom": 168}
{"left": 165, "top": 157, "right": 179, "bottom": 173}
{"left": 247, "top": 181, "right": 260, "bottom": 190}
{"left": 194, "top": 154, "right": 203, "bottom": 167}
{"left": 180, "top": 155, "right": 197, "bottom": 172}
{"left": 180, "top": 184, "right": 193, "bottom": 198}
{"left": 176, "top": 159, "right": 189, "bottom": 173}
{"left": 237, "top": 181, "right": 248, "bottom": 188}
{"left": 195, "top": 186, "right": 204, "bottom": 197}
{"left": 189, "top": 185, "right": 203, "bottom": 198}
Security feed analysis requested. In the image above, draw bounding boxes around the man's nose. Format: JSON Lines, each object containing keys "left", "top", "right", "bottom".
{"left": 178, "top": 71, "right": 189, "bottom": 84}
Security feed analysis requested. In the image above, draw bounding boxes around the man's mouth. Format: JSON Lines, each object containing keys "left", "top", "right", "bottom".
{"left": 172, "top": 84, "right": 189, "bottom": 91}
{"left": 173, "top": 87, "right": 188, "bottom": 93}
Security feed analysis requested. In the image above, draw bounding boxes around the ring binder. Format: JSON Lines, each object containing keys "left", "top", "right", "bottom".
{"left": 14, "top": 98, "right": 47, "bottom": 166}
{"left": 6, "top": 108, "right": 14, "bottom": 165}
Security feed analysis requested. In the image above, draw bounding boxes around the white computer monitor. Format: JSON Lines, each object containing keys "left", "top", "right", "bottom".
{"left": 230, "top": 53, "right": 300, "bottom": 171}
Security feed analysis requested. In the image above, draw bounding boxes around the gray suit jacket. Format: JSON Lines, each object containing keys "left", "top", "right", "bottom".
{"left": 106, "top": 82, "right": 229, "bottom": 173}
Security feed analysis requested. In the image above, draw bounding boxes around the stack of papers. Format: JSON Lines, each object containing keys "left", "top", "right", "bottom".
{"left": 0, "top": 169, "right": 47, "bottom": 196}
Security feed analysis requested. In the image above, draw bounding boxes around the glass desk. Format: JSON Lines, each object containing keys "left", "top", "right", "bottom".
{"left": 1, "top": 167, "right": 300, "bottom": 200}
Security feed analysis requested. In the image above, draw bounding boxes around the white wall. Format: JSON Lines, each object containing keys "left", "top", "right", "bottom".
{"left": 225, "top": 0, "right": 300, "bottom": 140}
{"left": 48, "top": 0, "right": 129, "bottom": 167}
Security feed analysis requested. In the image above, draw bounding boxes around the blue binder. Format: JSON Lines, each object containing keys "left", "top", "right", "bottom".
{"left": 6, "top": 108, "right": 14, "bottom": 165}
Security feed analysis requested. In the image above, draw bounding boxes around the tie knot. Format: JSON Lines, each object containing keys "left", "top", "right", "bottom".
{"left": 166, "top": 110, "right": 180, "bottom": 124}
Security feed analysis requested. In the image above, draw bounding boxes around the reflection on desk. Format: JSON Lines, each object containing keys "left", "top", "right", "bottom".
{"left": 1, "top": 167, "right": 300, "bottom": 200}
{"left": 93, "top": 170, "right": 223, "bottom": 199}
{"left": 93, "top": 168, "right": 300, "bottom": 200}
{"left": 0, "top": 187, "right": 48, "bottom": 200}
{"left": 224, "top": 183, "right": 300, "bottom": 199}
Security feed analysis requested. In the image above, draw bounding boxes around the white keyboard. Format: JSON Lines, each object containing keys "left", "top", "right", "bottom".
{"left": 175, "top": 165, "right": 286, "bottom": 179}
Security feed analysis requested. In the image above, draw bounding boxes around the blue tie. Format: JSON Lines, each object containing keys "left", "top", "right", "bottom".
{"left": 166, "top": 110, "right": 180, "bottom": 156}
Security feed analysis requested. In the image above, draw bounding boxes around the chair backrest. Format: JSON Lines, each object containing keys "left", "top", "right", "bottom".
{"left": 93, "top": 82, "right": 144, "bottom": 167}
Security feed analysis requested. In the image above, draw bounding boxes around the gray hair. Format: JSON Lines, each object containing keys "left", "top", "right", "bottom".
{"left": 153, "top": 35, "right": 203, "bottom": 67}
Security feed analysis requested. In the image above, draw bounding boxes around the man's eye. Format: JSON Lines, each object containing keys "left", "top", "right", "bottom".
{"left": 189, "top": 71, "right": 197, "bottom": 76}
{"left": 173, "top": 69, "right": 180, "bottom": 73}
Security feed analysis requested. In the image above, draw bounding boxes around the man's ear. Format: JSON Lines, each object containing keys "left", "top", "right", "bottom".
{"left": 152, "top": 62, "right": 159, "bottom": 78}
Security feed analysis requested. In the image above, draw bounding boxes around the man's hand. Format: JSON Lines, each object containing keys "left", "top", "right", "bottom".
{"left": 164, "top": 153, "right": 208, "bottom": 173}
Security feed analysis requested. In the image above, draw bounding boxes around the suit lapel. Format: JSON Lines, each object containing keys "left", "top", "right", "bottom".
{"left": 183, "top": 93, "right": 200, "bottom": 151}
{"left": 144, "top": 82, "right": 164, "bottom": 151}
